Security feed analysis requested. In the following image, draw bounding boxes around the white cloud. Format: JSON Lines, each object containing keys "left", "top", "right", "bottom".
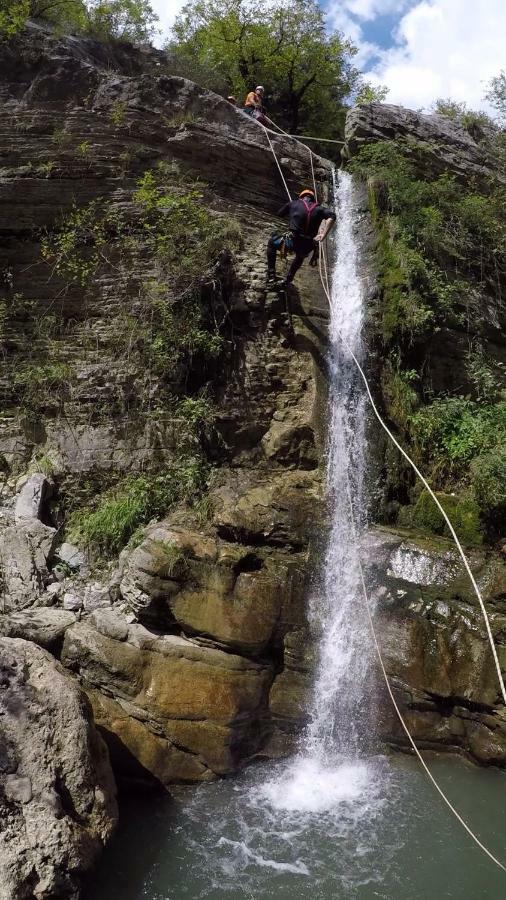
{"left": 345, "top": 0, "right": 411, "bottom": 20}
{"left": 150, "top": 0, "right": 187, "bottom": 46}
{"left": 364, "top": 0, "right": 505, "bottom": 111}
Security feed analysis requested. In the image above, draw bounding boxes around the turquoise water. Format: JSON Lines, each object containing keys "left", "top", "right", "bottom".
{"left": 87, "top": 754, "right": 506, "bottom": 899}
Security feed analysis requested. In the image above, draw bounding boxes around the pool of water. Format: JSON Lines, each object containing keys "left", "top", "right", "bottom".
{"left": 86, "top": 753, "right": 506, "bottom": 899}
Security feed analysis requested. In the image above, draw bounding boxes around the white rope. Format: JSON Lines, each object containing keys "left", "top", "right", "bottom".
{"left": 260, "top": 123, "right": 293, "bottom": 201}
{"left": 344, "top": 474, "right": 506, "bottom": 873}
{"left": 309, "top": 145, "right": 506, "bottom": 708}
{"left": 263, "top": 117, "right": 345, "bottom": 145}
{"left": 261, "top": 125, "right": 506, "bottom": 874}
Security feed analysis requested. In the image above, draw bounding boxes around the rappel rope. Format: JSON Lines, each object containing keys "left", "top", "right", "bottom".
{"left": 261, "top": 120, "right": 506, "bottom": 708}
{"left": 344, "top": 473, "right": 506, "bottom": 874}
{"left": 260, "top": 121, "right": 506, "bottom": 873}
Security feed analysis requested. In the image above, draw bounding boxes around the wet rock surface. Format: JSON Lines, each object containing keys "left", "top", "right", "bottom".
{"left": 366, "top": 528, "right": 506, "bottom": 764}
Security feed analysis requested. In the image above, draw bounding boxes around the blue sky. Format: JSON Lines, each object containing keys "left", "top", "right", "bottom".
{"left": 155, "top": 1, "right": 505, "bottom": 113}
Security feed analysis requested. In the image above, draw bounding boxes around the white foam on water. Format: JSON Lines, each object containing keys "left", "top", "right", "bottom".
{"left": 259, "top": 758, "right": 372, "bottom": 814}
{"left": 216, "top": 837, "right": 311, "bottom": 876}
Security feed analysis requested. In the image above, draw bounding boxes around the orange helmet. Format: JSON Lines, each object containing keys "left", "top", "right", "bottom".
{"left": 299, "top": 189, "right": 316, "bottom": 199}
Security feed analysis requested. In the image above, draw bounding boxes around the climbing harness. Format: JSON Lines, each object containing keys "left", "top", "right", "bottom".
{"left": 270, "top": 231, "right": 294, "bottom": 259}
{"left": 260, "top": 118, "right": 506, "bottom": 874}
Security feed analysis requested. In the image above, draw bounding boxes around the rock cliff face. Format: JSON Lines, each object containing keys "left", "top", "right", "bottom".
{"left": 0, "top": 22, "right": 330, "bottom": 805}
{"left": 345, "top": 103, "right": 506, "bottom": 764}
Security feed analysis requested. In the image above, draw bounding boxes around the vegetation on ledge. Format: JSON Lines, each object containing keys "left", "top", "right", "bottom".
{"left": 348, "top": 119, "right": 506, "bottom": 541}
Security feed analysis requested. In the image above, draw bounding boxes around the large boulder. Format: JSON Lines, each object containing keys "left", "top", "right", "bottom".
{"left": 0, "top": 520, "right": 57, "bottom": 611}
{"left": 345, "top": 102, "right": 503, "bottom": 185}
{"left": 61, "top": 621, "right": 273, "bottom": 784}
{"left": 118, "top": 519, "right": 305, "bottom": 654}
{"left": 14, "top": 473, "right": 52, "bottom": 524}
{"left": 0, "top": 607, "right": 76, "bottom": 653}
{"left": 0, "top": 637, "right": 117, "bottom": 900}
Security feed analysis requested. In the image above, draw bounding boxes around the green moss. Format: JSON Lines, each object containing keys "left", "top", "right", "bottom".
{"left": 410, "top": 490, "right": 484, "bottom": 546}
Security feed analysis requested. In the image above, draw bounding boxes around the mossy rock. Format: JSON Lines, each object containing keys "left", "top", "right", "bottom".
{"left": 400, "top": 490, "right": 484, "bottom": 546}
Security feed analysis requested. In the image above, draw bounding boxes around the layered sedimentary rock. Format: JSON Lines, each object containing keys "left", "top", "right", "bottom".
{"left": 0, "top": 22, "right": 329, "bottom": 796}
{"left": 365, "top": 529, "right": 506, "bottom": 764}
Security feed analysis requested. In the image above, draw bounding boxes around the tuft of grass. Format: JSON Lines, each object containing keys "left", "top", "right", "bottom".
{"left": 67, "top": 457, "right": 207, "bottom": 558}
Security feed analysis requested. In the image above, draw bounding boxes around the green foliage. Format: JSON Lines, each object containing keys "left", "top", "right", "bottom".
{"left": 133, "top": 164, "right": 240, "bottom": 286}
{"left": 109, "top": 100, "right": 127, "bottom": 126}
{"left": 68, "top": 455, "right": 207, "bottom": 556}
{"left": 0, "top": 0, "right": 29, "bottom": 38}
{"left": 485, "top": 70, "right": 506, "bottom": 124}
{"left": 433, "top": 97, "right": 494, "bottom": 134}
{"left": 0, "top": 0, "right": 158, "bottom": 43}
{"left": 85, "top": 0, "right": 158, "bottom": 43}
{"left": 169, "top": 0, "right": 360, "bottom": 140}
{"left": 348, "top": 141, "right": 505, "bottom": 344}
{"left": 381, "top": 362, "right": 419, "bottom": 430}
{"left": 410, "top": 490, "right": 483, "bottom": 546}
{"left": 466, "top": 343, "right": 504, "bottom": 401}
{"left": 41, "top": 199, "right": 124, "bottom": 285}
{"left": 355, "top": 83, "right": 388, "bottom": 104}
{"left": 471, "top": 446, "right": 506, "bottom": 516}
{"left": 77, "top": 140, "right": 91, "bottom": 158}
{"left": 13, "top": 361, "right": 73, "bottom": 409}
{"left": 410, "top": 398, "right": 506, "bottom": 482}
{"left": 432, "top": 98, "right": 468, "bottom": 120}
{"left": 151, "top": 540, "right": 189, "bottom": 576}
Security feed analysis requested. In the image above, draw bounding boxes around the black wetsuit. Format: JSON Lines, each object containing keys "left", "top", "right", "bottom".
{"left": 267, "top": 198, "right": 336, "bottom": 282}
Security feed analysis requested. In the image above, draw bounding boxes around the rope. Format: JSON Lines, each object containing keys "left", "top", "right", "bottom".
{"left": 260, "top": 124, "right": 293, "bottom": 201}
{"left": 345, "top": 474, "right": 506, "bottom": 874}
{"left": 261, "top": 123, "right": 506, "bottom": 873}
{"left": 263, "top": 117, "right": 345, "bottom": 145}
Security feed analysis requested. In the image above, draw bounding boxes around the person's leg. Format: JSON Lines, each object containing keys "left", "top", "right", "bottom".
{"left": 284, "top": 236, "right": 314, "bottom": 284}
{"left": 285, "top": 253, "right": 305, "bottom": 283}
{"left": 267, "top": 235, "right": 278, "bottom": 281}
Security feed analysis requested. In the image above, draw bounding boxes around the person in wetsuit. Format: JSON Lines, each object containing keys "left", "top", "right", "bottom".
{"left": 266, "top": 189, "right": 336, "bottom": 286}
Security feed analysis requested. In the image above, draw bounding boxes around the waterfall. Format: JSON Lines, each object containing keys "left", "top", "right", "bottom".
{"left": 304, "top": 168, "right": 373, "bottom": 763}
{"left": 260, "top": 170, "right": 379, "bottom": 813}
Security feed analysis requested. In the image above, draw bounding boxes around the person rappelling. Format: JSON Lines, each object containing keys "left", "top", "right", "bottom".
{"left": 266, "top": 189, "right": 336, "bottom": 287}
{"left": 243, "top": 85, "right": 269, "bottom": 124}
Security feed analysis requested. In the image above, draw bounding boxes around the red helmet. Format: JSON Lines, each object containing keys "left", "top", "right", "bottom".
{"left": 299, "top": 189, "right": 316, "bottom": 199}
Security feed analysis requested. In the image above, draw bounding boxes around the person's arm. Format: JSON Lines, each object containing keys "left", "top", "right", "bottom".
{"left": 276, "top": 202, "right": 291, "bottom": 218}
{"left": 314, "top": 210, "right": 336, "bottom": 242}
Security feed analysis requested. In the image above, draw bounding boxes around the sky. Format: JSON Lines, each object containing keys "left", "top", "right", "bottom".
{"left": 152, "top": 0, "right": 505, "bottom": 113}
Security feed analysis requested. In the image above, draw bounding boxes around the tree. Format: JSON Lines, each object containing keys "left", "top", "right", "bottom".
{"left": 485, "top": 70, "right": 506, "bottom": 125}
{"left": 86, "top": 0, "right": 157, "bottom": 43}
{"left": 0, "top": 0, "right": 30, "bottom": 37}
{"left": 168, "top": 0, "right": 361, "bottom": 141}
{"left": 0, "top": 0, "right": 158, "bottom": 43}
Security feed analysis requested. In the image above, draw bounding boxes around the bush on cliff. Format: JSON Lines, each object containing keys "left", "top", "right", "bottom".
{"left": 348, "top": 134, "right": 506, "bottom": 535}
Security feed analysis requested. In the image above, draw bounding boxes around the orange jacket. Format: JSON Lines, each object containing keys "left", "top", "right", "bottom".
{"left": 244, "top": 90, "right": 262, "bottom": 110}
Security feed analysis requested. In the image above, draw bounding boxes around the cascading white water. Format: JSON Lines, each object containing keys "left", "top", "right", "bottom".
{"left": 304, "top": 168, "right": 374, "bottom": 762}
{"left": 260, "top": 169, "right": 380, "bottom": 813}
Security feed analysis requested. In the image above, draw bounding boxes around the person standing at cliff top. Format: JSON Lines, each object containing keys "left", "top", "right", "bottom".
{"left": 267, "top": 189, "right": 336, "bottom": 287}
{"left": 243, "top": 85, "right": 268, "bottom": 124}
